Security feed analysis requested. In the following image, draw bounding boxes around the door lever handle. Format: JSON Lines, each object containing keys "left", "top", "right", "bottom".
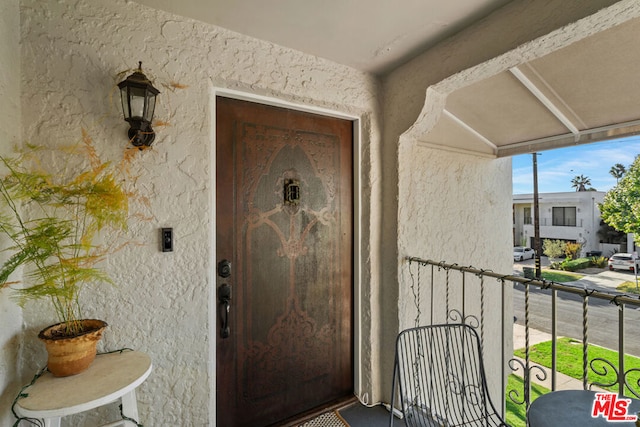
{"left": 218, "top": 284, "right": 231, "bottom": 339}
{"left": 220, "top": 301, "right": 230, "bottom": 339}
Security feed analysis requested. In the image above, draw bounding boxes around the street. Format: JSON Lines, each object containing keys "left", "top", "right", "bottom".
{"left": 512, "top": 258, "right": 640, "bottom": 357}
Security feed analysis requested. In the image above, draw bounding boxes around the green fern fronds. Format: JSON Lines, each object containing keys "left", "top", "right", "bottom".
{"left": 0, "top": 136, "right": 131, "bottom": 334}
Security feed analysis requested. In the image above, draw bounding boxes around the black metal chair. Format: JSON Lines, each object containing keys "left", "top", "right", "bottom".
{"left": 390, "top": 323, "right": 509, "bottom": 426}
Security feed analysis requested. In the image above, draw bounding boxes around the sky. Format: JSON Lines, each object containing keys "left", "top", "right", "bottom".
{"left": 512, "top": 135, "right": 640, "bottom": 194}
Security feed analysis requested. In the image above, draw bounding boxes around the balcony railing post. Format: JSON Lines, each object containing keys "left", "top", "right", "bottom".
{"left": 551, "top": 289, "right": 557, "bottom": 391}
{"left": 582, "top": 291, "right": 591, "bottom": 391}
{"left": 582, "top": 289, "right": 594, "bottom": 390}
{"left": 446, "top": 267, "right": 451, "bottom": 323}
{"left": 430, "top": 264, "right": 435, "bottom": 325}
{"left": 525, "top": 282, "right": 531, "bottom": 409}
{"left": 461, "top": 271, "right": 467, "bottom": 324}
{"left": 501, "top": 278, "right": 507, "bottom": 419}
{"left": 619, "top": 303, "right": 625, "bottom": 396}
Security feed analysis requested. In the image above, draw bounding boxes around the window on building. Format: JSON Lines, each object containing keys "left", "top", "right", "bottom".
{"left": 552, "top": 207, "right": 576, "bottom": 226}
{"left": 524, "top": 207, "right": 532, "bottom": 225}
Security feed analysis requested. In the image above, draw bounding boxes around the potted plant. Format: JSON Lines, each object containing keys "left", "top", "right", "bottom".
{"left": 0, "top": 135, "right": 130, "bottom": 376}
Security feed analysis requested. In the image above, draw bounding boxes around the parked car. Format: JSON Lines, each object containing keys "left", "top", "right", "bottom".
{"left": 608, "top": 253, "right": 638, "bottom": 272}
{"left": 514, "top": 246, "right": 535, "bottom": 261}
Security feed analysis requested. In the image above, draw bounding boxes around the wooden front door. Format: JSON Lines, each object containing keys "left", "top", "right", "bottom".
{"left": 216, "top": 97, "right": 353, "bottom": 427}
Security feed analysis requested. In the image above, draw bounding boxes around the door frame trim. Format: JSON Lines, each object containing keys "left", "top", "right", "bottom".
{"left": 209, "top": 86, "right": 364, "bottom": 423}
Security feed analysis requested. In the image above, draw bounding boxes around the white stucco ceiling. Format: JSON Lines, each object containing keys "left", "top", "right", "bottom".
{"left": 132, "top": 0, "right": 513, "bottom": 75}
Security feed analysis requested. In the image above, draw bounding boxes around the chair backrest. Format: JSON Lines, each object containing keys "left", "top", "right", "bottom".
{"left": 390, "top": 323, "right": 507, "bottom": 427}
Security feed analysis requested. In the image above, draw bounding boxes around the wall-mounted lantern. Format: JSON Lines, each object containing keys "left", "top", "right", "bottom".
{"left": 118, "top": 62, "right": 160, "bottom": 147}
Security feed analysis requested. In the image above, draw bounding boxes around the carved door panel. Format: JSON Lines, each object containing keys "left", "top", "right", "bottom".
{"left": 216, "top": 97, "right": 353, "bottom": 427}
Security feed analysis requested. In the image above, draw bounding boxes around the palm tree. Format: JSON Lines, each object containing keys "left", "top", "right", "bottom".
{"left": 571, "top": 174, "right": 591, "bottom": 191}
{"left": 609, "top": 163, "right": 626, "bottom": 183}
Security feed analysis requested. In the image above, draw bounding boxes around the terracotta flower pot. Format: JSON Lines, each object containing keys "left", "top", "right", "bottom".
{"left": 38, "top": 319, "right": 108, "bottom": 377}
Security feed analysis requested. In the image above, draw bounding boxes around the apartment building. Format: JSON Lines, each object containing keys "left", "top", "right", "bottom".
{"left": 513, "top": 191, "right": 615, "bottom": 256}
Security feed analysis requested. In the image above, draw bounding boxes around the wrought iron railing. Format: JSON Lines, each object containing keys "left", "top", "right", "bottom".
{"left": 405, "top": 256, "right": 640, "bottom": 421}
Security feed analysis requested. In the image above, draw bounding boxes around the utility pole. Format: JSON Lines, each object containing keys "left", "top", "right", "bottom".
{"left": 533, "top": 153, "right": 541, "bottom": 278}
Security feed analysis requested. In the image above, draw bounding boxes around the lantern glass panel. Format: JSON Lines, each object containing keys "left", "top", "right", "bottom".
{"left": 144, "top": 93, "right": 156, "bottom": 122}
{"left": 120, "top": 87, "right": 130, "bottom": 118}
{"left": 129, "top": 87, "right": 147, "bottom": 119}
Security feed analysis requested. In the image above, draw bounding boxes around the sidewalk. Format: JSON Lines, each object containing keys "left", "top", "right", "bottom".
{"left": 572, "top": 268, "right": 638, "bottom": 293}
{"left": 512, "top": 323, "right": 604, "bottom": 391}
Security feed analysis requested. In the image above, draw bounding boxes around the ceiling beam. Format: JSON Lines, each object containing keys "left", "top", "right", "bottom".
{"left": 443, "top": 109, "right": 498, "bottom": 153}
{"left": 509, "top": 66, "right": 581, "bottom": 136}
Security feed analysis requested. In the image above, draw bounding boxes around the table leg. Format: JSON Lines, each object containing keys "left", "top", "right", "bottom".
{"left": 120, "top": 389, "right": 139, "bottom": 421}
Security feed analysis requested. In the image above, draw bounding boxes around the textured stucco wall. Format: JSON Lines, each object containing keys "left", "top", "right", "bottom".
{"left": 0, "top": 0, "right": 24, "bottom": 424}
{"left": 18, "top": 0, "right": 381, "bottom": 425}
{"left": 397, "top": 145, "right": 514, "bottom": 400}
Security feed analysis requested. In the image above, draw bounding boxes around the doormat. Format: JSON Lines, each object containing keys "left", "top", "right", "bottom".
{"left": 298, "top": 410, "right": 349, "bottom": 427}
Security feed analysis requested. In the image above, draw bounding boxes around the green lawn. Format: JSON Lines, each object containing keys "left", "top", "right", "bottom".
{"left": 540, "top": 269, "right": 583, "bottom": 282}
{"left": 505, "top": 374, "right": 549, "bottom": 427}
{"left": 618, "top": 281, "right": 640, "bottom": 294}
{"left": 514, "top": 337, "right": 640, "bottom": 396}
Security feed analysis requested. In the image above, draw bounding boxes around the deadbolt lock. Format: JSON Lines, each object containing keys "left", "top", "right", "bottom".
{"left": 218, "top": 259, "right": 231, "bottom": 278}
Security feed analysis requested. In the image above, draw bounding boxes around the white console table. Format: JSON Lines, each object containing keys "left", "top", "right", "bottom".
{"left": 15, "top": 350, "right": 152, "bottom": 427}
